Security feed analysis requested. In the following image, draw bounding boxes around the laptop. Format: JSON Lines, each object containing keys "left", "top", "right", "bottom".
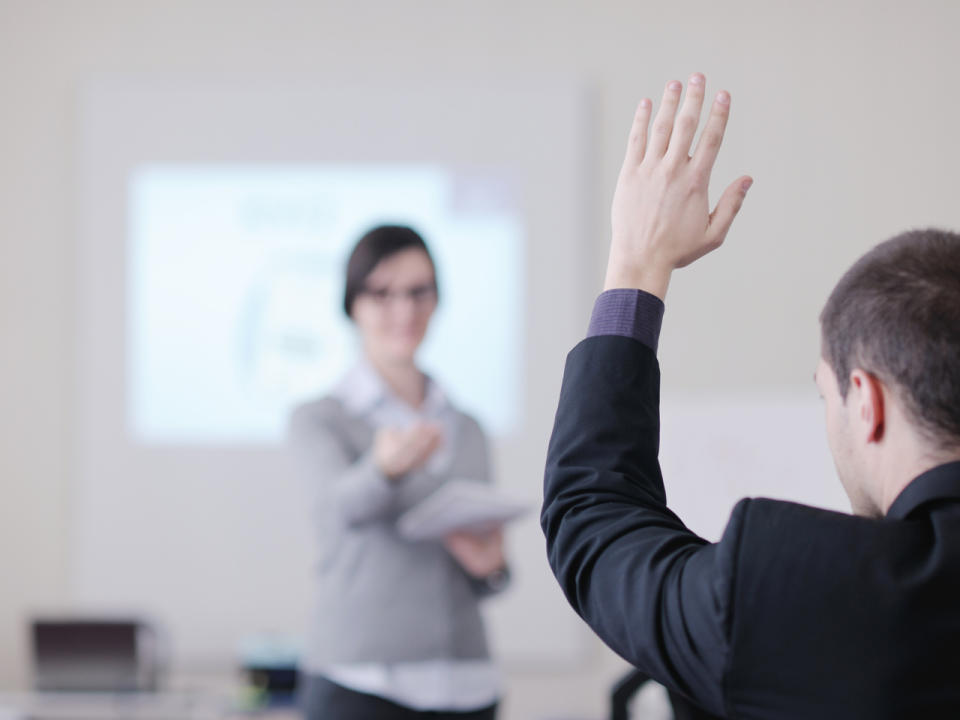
{"left": 31, "top": 618, "right": 157, "bottom": 694}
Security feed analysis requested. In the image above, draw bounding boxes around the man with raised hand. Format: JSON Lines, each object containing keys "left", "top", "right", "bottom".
{"left": 541, "top": 73, "right": 960, "bottom": 718}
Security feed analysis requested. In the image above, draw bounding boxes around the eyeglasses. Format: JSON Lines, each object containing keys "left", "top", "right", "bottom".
{"left": 359, "top": 283, "right": 438, "bottom": 307}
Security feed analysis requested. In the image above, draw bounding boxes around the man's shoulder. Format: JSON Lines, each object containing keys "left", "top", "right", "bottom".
{"left": 720, "top": 494, "right": 957, "bottom": 637}
{"left": 736, "top": 496, "right": 868, "bottom": 531}
{"left": 729, "top": 496, "right": 908, "bottom": 561}
{"left": 716, "top": 496, "right": 931, "bottom": 608}
{"left": 720, "top": 496, "right": 960, "bottom": 714}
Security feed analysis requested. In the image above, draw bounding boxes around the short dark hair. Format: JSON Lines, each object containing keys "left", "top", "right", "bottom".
{"left": 820, "top": 228, "right": 960, "bottom": 449}
{"left": 342, "top": 225, "right": 437, "bottom": 317}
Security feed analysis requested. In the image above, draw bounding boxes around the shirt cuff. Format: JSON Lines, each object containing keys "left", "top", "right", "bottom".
{"left": 586, "top": 289, "right": 665, "bottom": 352}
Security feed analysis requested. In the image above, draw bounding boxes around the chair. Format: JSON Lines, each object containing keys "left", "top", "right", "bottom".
{"left": 609, "top": 669, "right": 726, "bottom": 720}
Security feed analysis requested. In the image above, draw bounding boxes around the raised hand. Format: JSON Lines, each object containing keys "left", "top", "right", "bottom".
{"left": 605, "top": 73, "right": 753, "bottom": 299}
{"left": 373, "top": 422, "right": 443, "bottom": 480}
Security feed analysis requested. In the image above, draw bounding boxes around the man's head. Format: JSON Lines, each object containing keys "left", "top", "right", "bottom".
{"left": 816, "top": 229, "right": 960, "bottom": 516}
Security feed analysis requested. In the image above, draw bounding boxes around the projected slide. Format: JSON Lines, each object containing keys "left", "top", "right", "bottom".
{"left": 129, "top": 166, "right": 524, "bottom": 444}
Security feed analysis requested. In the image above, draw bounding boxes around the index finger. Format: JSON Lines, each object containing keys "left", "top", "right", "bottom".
{"left": 621, "top": 98, "right": 653, "bottom": 169}
{"left": 692, "top": 90, "right": 731, "bottom": 174}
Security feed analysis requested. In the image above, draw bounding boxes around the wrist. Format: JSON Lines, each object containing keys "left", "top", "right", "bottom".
{"left": 374, "top": 458, "right": 405, "bottom": 483}
{"left": 603, "top": 260, "right": 672, "bottom": 300}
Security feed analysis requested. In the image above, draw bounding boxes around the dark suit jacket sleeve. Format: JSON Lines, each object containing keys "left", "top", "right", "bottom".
{"left": 541, "top": 334, "right": 745, "bottom": 717}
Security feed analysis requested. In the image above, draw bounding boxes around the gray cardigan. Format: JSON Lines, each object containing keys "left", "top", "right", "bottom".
{"left": 289, "top": 394, "right": 498, "bottom": 669}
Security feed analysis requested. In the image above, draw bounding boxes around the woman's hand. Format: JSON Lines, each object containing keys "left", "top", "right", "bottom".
{"left": 444, "top": 527, "right": 506, "bottom": 578}
{"left": 374, "top": 422, "right": 443, "bottom": 481}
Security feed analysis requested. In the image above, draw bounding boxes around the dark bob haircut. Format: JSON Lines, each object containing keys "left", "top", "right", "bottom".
{"left": 342, "top": 225, "right": 437, "bottom": 318}
{"left": 819, "top": 228, "right": 960, "bottom": 450}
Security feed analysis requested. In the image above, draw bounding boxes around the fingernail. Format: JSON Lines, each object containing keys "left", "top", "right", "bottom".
{"left": 741, "top": 178, "right": 753, "bottom": 192}
{"left": 689, "top": 74, "right": 704, "bottom": 85}
{"left": 638, "top": 98, "right": 651, "bottom": 108}
{"left": 717, "top": 91, "right": 730, "bottom": 105}
{"left": 668, "top": 80, "right": 682, "bottom": 91}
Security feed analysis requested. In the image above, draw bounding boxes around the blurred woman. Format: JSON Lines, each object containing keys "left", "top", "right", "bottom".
{"left": 290, "top": 225, "right": 508, "bottom": 720}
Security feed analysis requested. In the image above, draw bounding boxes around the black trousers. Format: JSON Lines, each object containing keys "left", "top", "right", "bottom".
{"left": 299, "top": 673, "right": 498, "bottom": 720}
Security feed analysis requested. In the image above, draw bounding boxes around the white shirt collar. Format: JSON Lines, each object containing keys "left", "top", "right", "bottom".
{"left": 333, "top": 357, "right": 451, "bottom": 420}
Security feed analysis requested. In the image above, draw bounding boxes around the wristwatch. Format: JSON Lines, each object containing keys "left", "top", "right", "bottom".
{"left": 482, "top": 566, "right": 510, "bottom": 593}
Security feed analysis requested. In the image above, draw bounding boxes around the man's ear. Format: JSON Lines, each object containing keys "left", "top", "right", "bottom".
{"left": 849, "top": 369, "right": 885, "bottom": 443}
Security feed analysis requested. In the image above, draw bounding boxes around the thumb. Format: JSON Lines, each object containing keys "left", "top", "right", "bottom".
{"left": 707, "top": 175, "right": 753, "bottom": 247}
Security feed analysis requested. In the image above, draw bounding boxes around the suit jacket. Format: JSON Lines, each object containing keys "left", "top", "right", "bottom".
{"left": 541, "top": 335, "right": 960, "bottom": 719}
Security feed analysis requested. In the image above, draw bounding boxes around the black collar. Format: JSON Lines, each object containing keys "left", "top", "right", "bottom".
{"left": 886, "top": 461, "right": 960, "bottom": 520}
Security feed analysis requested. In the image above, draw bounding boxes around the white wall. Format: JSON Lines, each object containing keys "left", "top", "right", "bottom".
{"left": 3, "top": 1, "right": 960, "bottom": 718}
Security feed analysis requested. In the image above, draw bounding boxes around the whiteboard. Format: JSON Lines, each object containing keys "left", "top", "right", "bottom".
{"left": 660, "top": 390, "right": 848, "bottom": 542}
{"left": 127, "top": 164, "right": 525, "bottom": 442}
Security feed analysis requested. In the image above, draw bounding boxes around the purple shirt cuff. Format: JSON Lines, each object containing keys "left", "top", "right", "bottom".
{"left": 586, "top": 289, "right": 665, "bottom": 352}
